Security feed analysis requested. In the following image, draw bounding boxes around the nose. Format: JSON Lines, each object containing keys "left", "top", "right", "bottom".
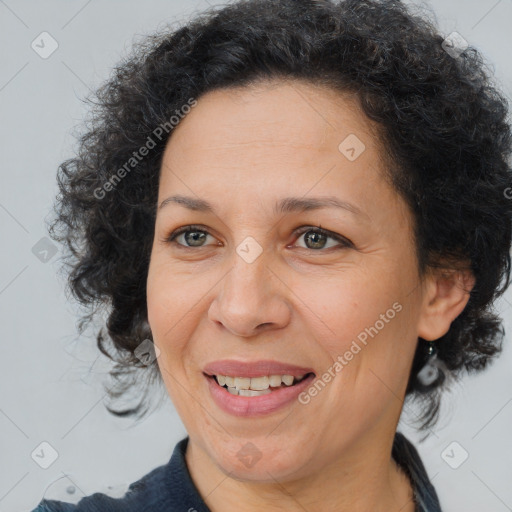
{"left": 207, "top": 251, "right": 292, "bottom": 337}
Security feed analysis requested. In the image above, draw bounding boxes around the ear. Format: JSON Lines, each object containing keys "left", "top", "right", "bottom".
{"left": 417, "top": 266, "right": 475, "bottom": 341}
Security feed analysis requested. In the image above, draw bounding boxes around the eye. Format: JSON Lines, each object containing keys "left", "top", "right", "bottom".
{"left": 165, "top": 224, "right": 353, "bottom": 251}
{"left": 166, "top": 224, "right": 218, "bottom": 248}
{"left": 292, "top": 225, "right": 353, "bottom": 251}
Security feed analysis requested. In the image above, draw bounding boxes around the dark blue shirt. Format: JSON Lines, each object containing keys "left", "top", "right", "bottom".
{"left": 31, "top": 432, "right": 442, "bottom": 511}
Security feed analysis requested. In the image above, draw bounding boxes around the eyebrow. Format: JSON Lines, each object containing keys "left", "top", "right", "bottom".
{"left": 159, "top": 194, "right": 367, "bottom": 219}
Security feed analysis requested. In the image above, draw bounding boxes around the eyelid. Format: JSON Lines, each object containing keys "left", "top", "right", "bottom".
{"left": 165, "top": 224, "right": 354, "bottom": 249}
{"left": 292, "top": 225, "right": 354, "bottom": 249}
{"left": 165, "top": 224, "right": 218, "bottom": 245}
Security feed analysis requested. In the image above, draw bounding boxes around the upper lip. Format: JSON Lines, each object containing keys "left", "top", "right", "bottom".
{"left": 203, "top": 360, "right": 315, "bottom": 378}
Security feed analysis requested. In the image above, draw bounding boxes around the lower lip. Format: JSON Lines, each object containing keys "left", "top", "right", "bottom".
{"left": 205, "top": 373, "right": 316, "bottom": 417}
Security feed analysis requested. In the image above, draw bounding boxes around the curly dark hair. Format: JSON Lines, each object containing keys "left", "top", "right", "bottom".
{"left": 50, "top": 0, "right": 512, "bottom": 432}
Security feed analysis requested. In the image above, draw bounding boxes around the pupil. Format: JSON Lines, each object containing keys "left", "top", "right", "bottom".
{"left": 185, "top": 231, "right": 206, "bottom": 246}
{"left": 306, "top": 231, "right": 326, "bottom": 249}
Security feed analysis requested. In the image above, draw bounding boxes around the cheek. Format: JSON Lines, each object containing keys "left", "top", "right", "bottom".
{"left": 147, "top": 253, "right": 200, "bottom": 331}
{"left": 146, "top": 265, "right": 192, "bottom": 405}
{"left": 304, "top": 277, "right": 416, "bottom": 438}
{"left": 295, "top": 269, "right": 400, "bottom": 346}
{"left": 297, "top": 264, "right": 418, "bottom": 391}
{"left": 146, "top": 253, "right": 220, "bottom": 382}
{"left": 146, "top": 266, "right": 171, "bottom": 340}
{"left": 146, "top": 257, "right": 192, "bottom": 358}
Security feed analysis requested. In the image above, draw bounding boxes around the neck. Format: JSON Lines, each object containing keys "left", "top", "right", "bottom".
{"left": 185, "top": 432, "right": 416, "bottom": 512}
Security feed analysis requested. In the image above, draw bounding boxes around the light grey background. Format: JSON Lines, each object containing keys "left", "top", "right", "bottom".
{"left": 0, "top": 1, "right": 511, "bottom": 511}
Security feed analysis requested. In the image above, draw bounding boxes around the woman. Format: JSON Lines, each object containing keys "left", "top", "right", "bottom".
{"left": 32, "top": 0, "right": 512, "bottom": 510}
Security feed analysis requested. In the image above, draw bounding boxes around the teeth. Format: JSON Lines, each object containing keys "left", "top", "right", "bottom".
{"left": 281, "top": 375, "right": 294, "bottom": 386}
{"left": 268, "top": 375, "right": 282, "bottom": 387}
{"left": 238, "top": 388, "right": 272, "bottom": 397}
{"left": 226, "top": 387, "right": 273, "bottom": 397}
{"left": 214, "top": 373, "right": 308, "bottom": 391}
{"left": 234, "top": 377, "right": 251, "bottom": 390}
{"left": 249, "top": 376, "right": 269, "bottom": 390}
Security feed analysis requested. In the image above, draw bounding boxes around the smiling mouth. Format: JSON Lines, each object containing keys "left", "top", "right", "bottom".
{"left": 206, "top": 372, "right": 315, "bottom": 397}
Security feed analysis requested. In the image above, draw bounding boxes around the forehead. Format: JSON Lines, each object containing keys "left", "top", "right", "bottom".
{"left": 165, "top": 80, "right": 379, "bottom": 159}
{"left": 159, "top": 80, "right": 388, "bottom": 195}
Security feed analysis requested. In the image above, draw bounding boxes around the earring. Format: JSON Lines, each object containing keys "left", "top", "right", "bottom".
{"left": 417, "top": 341, "right": 440, "bottom": 386}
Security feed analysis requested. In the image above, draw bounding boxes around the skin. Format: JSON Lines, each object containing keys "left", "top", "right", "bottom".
{"left": 146, "top": 79, "right": 474, "bottom": 512}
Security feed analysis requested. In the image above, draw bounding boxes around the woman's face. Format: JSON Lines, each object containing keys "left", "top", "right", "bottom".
{"left": 147, "top": 79, "right": 427, "bottom": 481}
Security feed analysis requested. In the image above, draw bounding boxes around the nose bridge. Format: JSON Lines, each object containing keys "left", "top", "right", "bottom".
{"left": 225, "top": 229, "right": 272, "bottom": 296}
{"left": 208, "top": 243, "right": 291, "bottom": 336}
{"left": 224, "top": 247, "right": 272, "bottom": 311}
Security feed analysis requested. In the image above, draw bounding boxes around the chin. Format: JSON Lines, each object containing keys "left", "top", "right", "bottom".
{"left": 208, "top": 438, "right": 309, "bottom": 482}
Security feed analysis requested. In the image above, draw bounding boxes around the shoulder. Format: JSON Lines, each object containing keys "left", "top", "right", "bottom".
{"left": 30, "top": 459, "right": 170, "bottom": 512}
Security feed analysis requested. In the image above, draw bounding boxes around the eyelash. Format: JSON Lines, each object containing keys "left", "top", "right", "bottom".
{"left": 165, "top": 224, "right": 354, "bottom": 251}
